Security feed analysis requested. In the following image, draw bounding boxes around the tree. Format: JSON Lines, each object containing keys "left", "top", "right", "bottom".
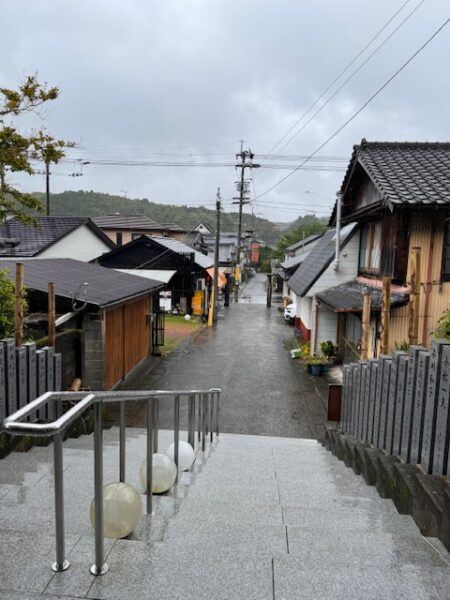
{"left": 0, "top": 75, "right": 73, "bottom": 224}
{"left": 272, "top": 215, "right": 328, "bottom": 259}
{"left": 0, "top": 268, "right": 27, "bottom": 338}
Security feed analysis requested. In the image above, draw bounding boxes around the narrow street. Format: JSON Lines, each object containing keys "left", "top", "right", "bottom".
{"left": 123, "top": 273, "right": 328, "bottom": 439}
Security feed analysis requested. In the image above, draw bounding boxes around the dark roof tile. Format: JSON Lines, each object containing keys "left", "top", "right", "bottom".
{"left": 0, "top": 258, "right": 162, "bottom": 308}
{"left": 0, "top": 217, "right": 114, "bottom": 257}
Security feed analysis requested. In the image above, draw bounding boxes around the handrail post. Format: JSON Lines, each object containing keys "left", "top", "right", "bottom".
{"left": 197, "top": 394, "right": 202, "bottom": 443}
{"left": 174, "top": 394, "right": 180, "bottom": 479}
{"left": 215, "top": 391, "right": 220, "bottom": 436}
{"left": 209, "top": 394, "right": 213, "bottom": 443}
{"left": 202, "top": 393, "right": 207, "bottom": 451}
{"left": 51, "top": 431, "right": 70, "bottom": 572}
{"left": 188, "top": 394, "right": 194, "bottom": 447}
{"left": 146, "top": 398, "right": 153, "bottom": 514}
{"left": 90, "top": 400, "right": 108, "bottom": 576}
{"left": 119, "top": 401, "right": 126, "bottom": 482}
{"left": 152, "top": 398, "right": 159, "bottom": 453}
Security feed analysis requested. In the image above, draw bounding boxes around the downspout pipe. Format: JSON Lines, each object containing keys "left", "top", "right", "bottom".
{"left": 333, "top": 192, "right": 343, "bottom": 271}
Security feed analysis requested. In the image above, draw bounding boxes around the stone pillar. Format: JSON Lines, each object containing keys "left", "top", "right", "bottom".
{"left": 410, "top": 351, "right": 430, "bottom": 465}
{"left": 421, "top": 339, "right": 450, "bottom": 473}
{"left": 400, "top": 346, "right": 424, "bottom": 463}
{"left": 82, "top": 312, "right": 105, "bottom": 390}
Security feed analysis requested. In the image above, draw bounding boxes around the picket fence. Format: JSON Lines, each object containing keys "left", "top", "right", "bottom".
{"left": 0, "top": 338, "right": 62, "bottom": 422}
{"left": 341, "top": 339, "right": 450, "bottom": 477}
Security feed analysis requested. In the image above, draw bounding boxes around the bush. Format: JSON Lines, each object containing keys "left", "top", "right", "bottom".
{"left": 0, "top": 269, "right": 17, "bottom": 338}
{"left": 433, "top": 310, "right": 450, "bottom": 340}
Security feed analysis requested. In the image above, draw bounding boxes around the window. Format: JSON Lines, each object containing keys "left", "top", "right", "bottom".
{"left": 442, "top": 222, "right": 450, "bottom": 281}
{"left": 358, "top": 222, "right": 381, "bottom": 273}
{"left": 116, "top": 232, "right": 122, "bottom": 246}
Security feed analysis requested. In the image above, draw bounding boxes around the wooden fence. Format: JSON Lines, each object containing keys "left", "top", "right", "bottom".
{"left": 0, "top": 338, "right": 61, "bottom": 422}
{"left": 341, "top": 339, "right": 450, "bottom": 477}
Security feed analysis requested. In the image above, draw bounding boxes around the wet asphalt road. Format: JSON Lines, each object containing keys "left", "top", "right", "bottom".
{"left": 123, "top": 273, "right": 328, "bottom": 439}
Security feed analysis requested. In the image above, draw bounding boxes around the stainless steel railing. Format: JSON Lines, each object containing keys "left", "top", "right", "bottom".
{"left": 2, "top": 388, "right": 221, "bottom": 576}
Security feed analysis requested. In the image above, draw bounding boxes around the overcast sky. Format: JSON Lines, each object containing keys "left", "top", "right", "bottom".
{"left": 1, "top": 0, "right": 449, "bottom": 222}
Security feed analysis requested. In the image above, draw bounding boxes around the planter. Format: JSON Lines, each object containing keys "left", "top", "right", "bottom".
{"left": 306, "top": 364, "right": 313, "bottom": 374}
{"left": 322, "top": 364, "right": 329, "bottom": 374}
{"left": 310, "top": 365, "right": 322, "bottom": 376}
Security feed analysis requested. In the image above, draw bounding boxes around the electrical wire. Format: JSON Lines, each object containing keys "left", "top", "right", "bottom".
{"left": 255, "top": 15, "right": 450, "bottom": 201}
{"left": 262, "top": 0, "right": 416, "bottom": 160}
{"left": 276, "top": 0, "right": 427, "bottom": 153}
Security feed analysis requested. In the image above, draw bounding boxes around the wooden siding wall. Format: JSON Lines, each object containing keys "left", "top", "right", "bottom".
{"left": 354, "top": 177, "right": 381, "bottom": 210}
{"left": 104, "top": 296, "right": 151, "bottom": 389}
{"left": 389, "top": 213, "right": 450, "bottom": 350}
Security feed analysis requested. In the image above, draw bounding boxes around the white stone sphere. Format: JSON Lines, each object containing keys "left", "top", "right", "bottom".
{"left": 89, "top": 482, "right": 142, "bottom": 539}
{"left": 184, "top": 314, "right": 191, "bottom": 321}
{"left": 166, "top": 441, "right": 195, "bottom": 472}
{"left": 140, "top": 453, "right": 177, "bottom": 494}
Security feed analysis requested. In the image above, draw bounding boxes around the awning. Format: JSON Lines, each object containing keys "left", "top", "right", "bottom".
{"left": 316, "top": 280, "right": 409, "bottom": 312}
{"left": 116, "top": 269, "right": 177, "bottom": 284}
{"left": 206, "top": 267, "right": 228, "bottom": 288}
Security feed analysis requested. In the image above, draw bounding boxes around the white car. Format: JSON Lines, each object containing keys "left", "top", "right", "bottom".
{"left": 284, "top": 303, "right": 296, "bottom": 323}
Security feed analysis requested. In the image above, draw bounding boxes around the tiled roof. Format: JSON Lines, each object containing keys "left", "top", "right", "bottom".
{"left": 161, "top": 223, "right": 186, "bottom": 233}
{"left": 279, "top": 252, "right": 310, "bottom": 271}
{"left": 288, "top": 224, "right": 357, "bottom": 297}
{"left": 285, "top": 233, "right": 322, "bottom": 253}
{"left": 149, "top": 236, "right": 213, "bottom": 269}
{"left": 0, "top": 258, "right": 162, "bottom": 308}
{"left": 93, "top": 214, "right": 165, "bottom": 230}
{"left": 0, "top": 216, "right": 114, "bottom": 257}
{"left": 316, "top": 280, "right": 408, "bottom": 311}
{"left": 342, "top": 140, "right": 450, "bottom": 207}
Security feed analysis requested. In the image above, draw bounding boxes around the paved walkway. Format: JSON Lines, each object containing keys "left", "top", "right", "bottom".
{"left": 123, "top": 274, "right": 328, "bottom": 439}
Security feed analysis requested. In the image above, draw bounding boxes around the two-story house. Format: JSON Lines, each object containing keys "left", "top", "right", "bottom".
{"left": 328, "top": 139, "right": 450, "bottom": 357}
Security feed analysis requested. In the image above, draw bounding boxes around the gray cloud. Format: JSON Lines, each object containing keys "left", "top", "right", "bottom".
{"left": 1, "top": 0, "right": 449, "bottom": 221}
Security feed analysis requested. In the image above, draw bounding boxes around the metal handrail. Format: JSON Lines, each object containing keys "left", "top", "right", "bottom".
{"left": 2, "top": 387, "right": 221, "bottom": 576}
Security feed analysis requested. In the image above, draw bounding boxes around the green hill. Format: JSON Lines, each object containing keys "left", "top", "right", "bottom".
{"left": 38, "top": 190, "right": 284, "bottom": 245}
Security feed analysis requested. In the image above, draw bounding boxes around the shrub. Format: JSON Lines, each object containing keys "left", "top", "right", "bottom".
{"left": 433, "top": 310, "right": 450, "bottom": 340}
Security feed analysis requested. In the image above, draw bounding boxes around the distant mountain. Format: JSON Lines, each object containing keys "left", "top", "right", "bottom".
{"left": 37, "top": 190, "right": 284, "bottom": 245}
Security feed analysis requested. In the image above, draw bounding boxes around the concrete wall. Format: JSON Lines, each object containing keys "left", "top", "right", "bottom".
{"left": 82, "top": 312, "right": 104, "bottom": 390}
{"left": 39, "top": 224, "right": 112, "bottom": 262}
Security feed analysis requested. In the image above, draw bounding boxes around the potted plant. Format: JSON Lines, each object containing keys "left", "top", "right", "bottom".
{"left": 307, "top": 356, "right": 326, "bottom": 376}
{"left": 320, "top": 340, "right": 336, "bottom": 365}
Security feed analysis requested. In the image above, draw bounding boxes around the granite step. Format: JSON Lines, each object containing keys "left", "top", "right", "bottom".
{"left": 0, "top": 429, "right": 448, "bottom": 599}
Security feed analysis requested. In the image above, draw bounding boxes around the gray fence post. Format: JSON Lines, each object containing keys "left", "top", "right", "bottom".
{"left": 421, "top": 340, "right": 450, "bottom": 474}
{"left": 392, "top": 354, "right": 409, "bottom": 456}
{"left": 410, "top": 351, "right": 430, "bottom": 465}
{"left": 433, "top": 345, "right": 450, "bottom": 476}
{"left": 3, "top": 339, "right": 17, "bottom": 417}
{"left": 400, "top": 346, "right": 424, "bottom": 463}
{"left": 367, "top": 361, "right": 379, "bottom": 446}
{"left": 385, "top": 352, "right": 406, "bottom": 454}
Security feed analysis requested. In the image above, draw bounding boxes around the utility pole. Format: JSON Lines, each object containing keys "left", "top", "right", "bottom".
{"left": 213, "top": 187, "right": 221, "bottom": 321}
{"left": 233, "top": 142, "right": 260, "bottom": 301}
{"left": 45, "top": 160, "right": 50, "bottom": 215}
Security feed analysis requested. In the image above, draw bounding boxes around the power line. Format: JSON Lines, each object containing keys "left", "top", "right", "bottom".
{"left": 255, "top": 15, "right": 450, "bottom": 201}
{"left": 276, "top": 0, "right": 427, "bottom": 153}
{"left": 262, "top": 0, "right": 416, "bottom": 160}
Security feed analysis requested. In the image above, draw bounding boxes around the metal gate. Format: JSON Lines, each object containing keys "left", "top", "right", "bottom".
{"left": 152, "top": 310, "right": 165, "bottom": 349}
